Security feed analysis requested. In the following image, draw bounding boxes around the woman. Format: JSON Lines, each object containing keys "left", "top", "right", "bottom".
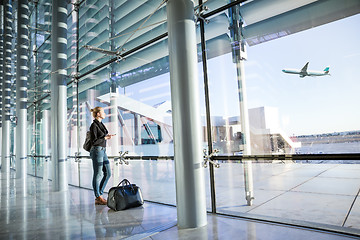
{"left": 89, "top": 107, "right": 115, "bottom": 205}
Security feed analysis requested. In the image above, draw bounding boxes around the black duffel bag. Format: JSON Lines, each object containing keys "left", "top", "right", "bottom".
{"left": 107, "top": 179, "right": 144, "bottom": 211}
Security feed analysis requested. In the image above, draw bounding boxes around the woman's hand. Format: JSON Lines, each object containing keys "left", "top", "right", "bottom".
{"left": 105, "top": 134, "right": 116, "bottom": 140}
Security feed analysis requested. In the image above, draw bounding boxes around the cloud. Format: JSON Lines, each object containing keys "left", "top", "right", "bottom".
{"left": 343, "top": 52, "right": 360, "bottom": 59}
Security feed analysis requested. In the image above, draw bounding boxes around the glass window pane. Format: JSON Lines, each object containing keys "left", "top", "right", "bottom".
{"left": 207, "top": 5, "right": 360, "bottom": 232}
{"left": 78, "top": 0, "right": 111, "bottom": 75}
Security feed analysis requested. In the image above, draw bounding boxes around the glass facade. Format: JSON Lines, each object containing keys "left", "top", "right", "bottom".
{"left": 1, "top": 0, "right": 359, "bottom": 235}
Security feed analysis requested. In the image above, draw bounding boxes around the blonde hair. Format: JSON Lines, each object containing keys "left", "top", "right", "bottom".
{"left": 90, "top": 107, "right": 103, "bottom": 118}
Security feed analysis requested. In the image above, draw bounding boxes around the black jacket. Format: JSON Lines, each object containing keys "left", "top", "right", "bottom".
{"left": 90, "top": 119, "right": 108, "bottom": 147}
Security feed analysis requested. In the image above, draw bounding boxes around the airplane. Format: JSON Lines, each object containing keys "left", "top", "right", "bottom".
{"left": 282, "top": 62, "right": 330, "bottom": 78}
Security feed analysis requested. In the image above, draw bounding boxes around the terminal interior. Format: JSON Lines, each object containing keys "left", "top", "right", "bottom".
{"left": 0, "top": 0, "right": 360, "bottom": 239}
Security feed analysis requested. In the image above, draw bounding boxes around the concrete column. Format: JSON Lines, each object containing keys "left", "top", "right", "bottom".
{"left": 44, "top": 1, "right": 51, "bottom": 31}
{"left": 80, "top": 103, "right": 87, "bottom": 151}
{"left": 42, "top": 110, "right": 49, "bottom": 182}
{"left": 87, "top": 89, "right": 97, "bottom": 109}
{"left": 1, "top": 0, "right": 12, "bottom": 174}
{"left": 134, "top": 114, "right": 141, "bottom": 145}
{"left": 0, "top": 4, "right": 3, "bottom": 164}
{"left": 86, "top": 89, "right": 98, "bottom": 129}
{"left": 42, "top": 0, "right": 51, "bottom": 87}
{"left": 16, "top": 0, "right": 29, "bottom": 182}
{"left": 71, "top": 83, "right": 78, "bottom": 154}
{"left": 42, "top": 2, "right": 51, "bottom": 147}
{"left": 51, "top": 0, "right": 68, "bottom": 191}
{"left": 167, "top": 0, "right": 207, "bottom": 228}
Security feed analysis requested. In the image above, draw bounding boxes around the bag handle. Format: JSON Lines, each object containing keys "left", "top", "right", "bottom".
{"left": 117, "top": 178, "right": 131, "bottom": 187}
{"left": 117, "top": 179, "right": 136, "bottom": 193}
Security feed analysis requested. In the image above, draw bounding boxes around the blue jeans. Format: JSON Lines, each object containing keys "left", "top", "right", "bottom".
{"left": 90, "top": 146, "right": 111, "bottom": 198}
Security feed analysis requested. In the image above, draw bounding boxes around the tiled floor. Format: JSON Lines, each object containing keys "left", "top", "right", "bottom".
{"left": 0, "top": 172, "right": 359, "bottom": 239}
{"left": 65, "top": 160, "right": 360, "bottom": 228}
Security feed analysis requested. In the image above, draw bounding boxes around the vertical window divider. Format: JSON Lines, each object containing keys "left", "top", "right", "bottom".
{"left": 199, "top": 0, "right": 217, "bottom": 214}
{"left": 75, "top": 2, "right": 81, "bottom": 188}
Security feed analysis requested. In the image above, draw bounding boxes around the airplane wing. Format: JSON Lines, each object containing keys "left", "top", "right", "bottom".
{"left": 299, "top": 62, "right": 309, "bottom": 77}
{"left": 301, "top": 62, "right": 309, "bottom": 72}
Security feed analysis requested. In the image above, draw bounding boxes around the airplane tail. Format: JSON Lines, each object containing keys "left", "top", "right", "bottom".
{"left": 324, "top": 66, "right": 330, "bottom": 73}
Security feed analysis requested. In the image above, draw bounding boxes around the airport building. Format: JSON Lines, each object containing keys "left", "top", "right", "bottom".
{"left": 1, "top": 0, "right": 360, "bottom": 238}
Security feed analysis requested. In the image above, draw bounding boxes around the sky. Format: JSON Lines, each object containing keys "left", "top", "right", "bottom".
{"left": 205, "top": 13, "right": 360, "bottom": 136}
{"left": 124, "top": 13, "right": 360, "bottom": 137}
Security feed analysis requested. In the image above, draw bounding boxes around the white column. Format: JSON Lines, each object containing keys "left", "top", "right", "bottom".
{"left": 16, "top": 0, "right": 29, "bottom": 184}
{"left": 51, "top": 0, "right": 68, "bottom": 191}
{"left": 42, "top": 110, "right": 49, "bottom": 182}
{"left": 134, "top": 114, "right": 142, "bottom": 145}
{"left": 167, "top": 0, "right": 207, "bottom": 228}
{"left": 0, "top": 4, "right": 3, "bottom": 165}
{"left": 1, "top": 0, "right": 12, "bottom": 174}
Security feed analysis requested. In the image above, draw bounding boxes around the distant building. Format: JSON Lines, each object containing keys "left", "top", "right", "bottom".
{"left": 201, "top": 106, "right": 300, "bottom": 155}
{"left": 248, "top": 106, "right": 301, "bottom": 154}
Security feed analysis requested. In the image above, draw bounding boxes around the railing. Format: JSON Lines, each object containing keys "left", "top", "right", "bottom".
{"left": 25, "top": 153, "right": 360, "bottom": 165}
{"left": 213, "top": 153, "right": 360, "bottom": 162}
{"left": 27, "top": 154, "right": 51, "bottom": 176}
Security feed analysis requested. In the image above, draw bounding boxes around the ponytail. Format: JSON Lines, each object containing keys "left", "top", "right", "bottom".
{"left": 91, "top": 107, "right": 102, "bottom": 118}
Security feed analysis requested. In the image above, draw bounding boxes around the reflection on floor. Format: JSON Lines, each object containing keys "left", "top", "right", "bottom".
{"left": 0, "top": 172, "right": 358, "bottom": 239}
{"left": 66, "top": 160, "right": 360, "bottom": 229}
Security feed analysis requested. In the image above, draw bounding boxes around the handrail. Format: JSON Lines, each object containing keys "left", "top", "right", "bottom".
{"left": 67, "top": 155, "right": 174, "bottom": 160}
{"left": 213, "top": 153, "right": 360, "bottom": 161}
{"left": 27, "top": 154, "right": 51, "bottom": 159}
{"left": 27, "top": 153, "right": 360, "bottom": 161}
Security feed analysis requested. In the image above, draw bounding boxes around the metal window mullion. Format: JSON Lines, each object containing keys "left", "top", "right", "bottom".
{"left": 199, "top": 0, "right": 217, "bottom": 214}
